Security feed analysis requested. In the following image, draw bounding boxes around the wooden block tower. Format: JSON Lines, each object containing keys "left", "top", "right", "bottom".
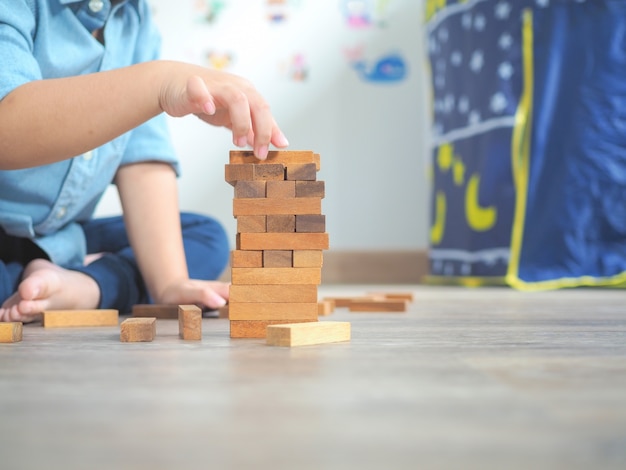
{"left": 226, "top": 150, "right": 329, "bottom": 338}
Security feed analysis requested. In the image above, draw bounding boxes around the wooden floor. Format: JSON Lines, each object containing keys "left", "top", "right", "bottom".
{"left": 1, "top": 285, "right": 625, "bottom": 470}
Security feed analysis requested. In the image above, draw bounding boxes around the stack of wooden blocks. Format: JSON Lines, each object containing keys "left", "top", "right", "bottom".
{"left": 226, "top": 150, "right": 329, "bottom": 338}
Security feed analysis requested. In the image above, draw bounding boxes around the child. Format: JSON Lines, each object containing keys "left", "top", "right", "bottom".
{"left": 0, "top": 0, "right": 289, "bottom": 322}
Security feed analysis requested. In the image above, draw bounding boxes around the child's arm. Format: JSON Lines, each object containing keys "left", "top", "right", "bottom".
{"left": 0, "top": 61, "right": 287, "bottom": 170}
{"left": 114, "top": 161, "right": 228, "bottom": 309}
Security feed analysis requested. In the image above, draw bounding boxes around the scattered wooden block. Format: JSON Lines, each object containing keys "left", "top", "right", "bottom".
{"left": 230, "top": 319, "right": 316, "bottom": 339}
{"left": 233, "top": 198, "right": 321, "bottom": 216}
{"left": 266, "top": 321, "right": 350, "bottom": 347}
{"left": 322, "top": 295, "right": 385, "bottom": 308}
{"left": 368, "top": 292, "right": 415, "bottom": 302}
{"left": 120, "top": 317, "right": 156, "bottom": 342}
{"left": 317, "top": 300, "right": 334, "bottom": 316}
{"left": 295, "top": 181, "right": 325, "bottom": 198}
{"left": 295, "top": 214, "right": 325, "bottom": 233}
{"left": 266, "top": 180, "right": 295, "bottom": 198}
{"left": 293, "top": 250, "right": 323, "bottom": 268}
{"left": 349, "top": 299, "right": 408, "bottom": 312}
{"left": 263, "top": 250, "right": 293, "bottom": 268}
{"left": 237, "top": 215, "right": 266, "bottom": 233}
{"left": 238, "top": 232, "right": 329, "bottom": 250}
{"left": 228, "top": 302, "right": 318, "bottom": 321}
{"left": 231, "top": 250, "right": 263, "bottom": 268}
{"left": 43, "top": 309, "right": 119, "bottom": 328}
{"left": 0, "top": 322, "right": 23, "bottom": 343}
{"left": 178, "top": 305, "right": 202, "bottom": 340}
{"left": 132, "top": 304, "right": 179, "bottom": 319}
{"left": 266, "top": 214, "right": 295, "bottom": 233}
{"left": 229, "top": 284, "right": 318, "bottom": 303}
{"left": 286, "top": 162, "right": 317, "bottom": 181}
{"left": 231, "top": 267, "right": 321, "bottom": 285}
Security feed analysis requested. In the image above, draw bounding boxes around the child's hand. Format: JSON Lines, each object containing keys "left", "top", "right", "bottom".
{"left": 158, "top": 63, "right": 289, "bottom": 160}
{"left": 157, "top": 278, "right": 229, "bottom": 311}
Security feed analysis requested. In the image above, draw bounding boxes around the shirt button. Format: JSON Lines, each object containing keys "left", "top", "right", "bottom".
{"left": 56, "top": 207, "right": 67, "bottom": 219}
{"left": 83, "top": 151, "right": 93, "bottom": 161}
{"left": 89, "top": 0, "right": 104, "bottom": 13}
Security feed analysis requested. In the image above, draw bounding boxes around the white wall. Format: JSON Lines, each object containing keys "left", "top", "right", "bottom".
{"left": 95, "top": 0, "right": 431, "bottom": 250}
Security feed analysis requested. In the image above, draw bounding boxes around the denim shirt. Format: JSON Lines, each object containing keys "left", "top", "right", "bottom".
{"left": 0, "top": 0, "right": 178, "bottom": 267}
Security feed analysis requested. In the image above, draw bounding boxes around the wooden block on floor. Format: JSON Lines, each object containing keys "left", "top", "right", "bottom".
{"left": 367, "top": 292, "right": 415, "bottom": 302}
{"left": 266, "top": 180, "right": 295, "bottom": 198}
{"left": 0, "top": 322, "right": 23, "bottom": 343}
{"left": 231, "top": 250, "right": 263, "bottom": 268}
{"left": 266, "top": 321, "right": 350, "bottom": 347}
{"left": 238, "top": 232, "right": 329, "bottom": 250}
{"left": 120, "top": 317, "right": 156, "bottom": 342}
{"left": 234, "top": 180, "right": 266, "bottom": 198}
{"left": 348, "top": 299, "right": 408, "bottom": 312}
{"left": 266, "top": 214, "right": 295, "bottom": 233}
{"left": 231, "top": 267, "right": 321, "bottom": 285}
{"left": 178, "top": 305, "right": 202, "bottom": 340}
{"left": 295, "top": 181, "right": 325, "bottom": 198}
{"left": 322, "top": 295, "right": 385, "bottom": 308}
{"left": 229, "top": 150, "right": 320, "bottom": 170}
{"left": 263, "top": 250, "right": 293, "bottom": 267}
{"left": 43, "top": 309, "right": 119, "bottom": 328}
{"left": 233, "top": 198, "right": 321, "bottom": 216}
{"left": 293, "top": 250, "right": 323, "bottom": 267}
{"left": 286, "top": 162, "right": 317, "bottom": 181}
{"left": 225, "top": 163, "right": 285, "bottom": 185}
{"left": 230, "top": 319, "right": 316, "bottom": 339}
{"left": 229, "top": 284, "right": 318, "bottom": 303}
{"left": 132, "top": 304, "right": 179, "bottom": 319}
{"left": 218, "top": 304, "right": 229, "bottom": 319}
{"left": 228, "top": 302, "right": 318, "bottom": 321}
{"left": 295, "top": 214, "right": 325, "bottom": 233}
{"left": 318, "top": 300, "right": 335, "bottom": 316}
{"left": 237, "top": 215, "right": 266, "bottom": 233}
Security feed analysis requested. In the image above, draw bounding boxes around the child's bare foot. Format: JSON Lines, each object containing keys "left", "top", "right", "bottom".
{"left": 0, "top": 259, "right": 100, "bottom": 323}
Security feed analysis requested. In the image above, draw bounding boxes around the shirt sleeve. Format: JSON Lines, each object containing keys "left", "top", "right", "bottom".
{"left": 120, "top": 1, "right": 180, "bottom": 175}
{"left": 0, "top": 0, "right": 41, "bottom": 101}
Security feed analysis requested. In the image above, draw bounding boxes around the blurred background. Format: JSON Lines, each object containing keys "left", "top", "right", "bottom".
{"left": 95, "top": 0, "right": 430, "bottom": 259}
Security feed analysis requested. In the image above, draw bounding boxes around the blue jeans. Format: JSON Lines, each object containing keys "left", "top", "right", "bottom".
{"left": 0, "top": 212, "right": 229, "bottom": 314}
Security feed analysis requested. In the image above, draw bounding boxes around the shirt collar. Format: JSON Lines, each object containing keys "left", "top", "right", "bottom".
{"left": 56, "top": 0, "right": 141, "bottom": 16}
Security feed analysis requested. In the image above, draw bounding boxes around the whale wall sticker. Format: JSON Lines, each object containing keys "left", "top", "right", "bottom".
{"left": 350, "top": 52, "right": 408, "bottom": 83}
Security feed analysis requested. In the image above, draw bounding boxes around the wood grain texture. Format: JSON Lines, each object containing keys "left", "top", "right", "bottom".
{"left": 230, "top": 319, "right": 317, "bottom": 339}
{"left": 266, "top": 180, "right": 295, "bottom": 198}
{"left": 286, "top": 163, "right": 317, "bottom": 181}
{"left": 0, "top": 322, "right": 23, "bottom": 343}
{"left": 237, "top": 215, "right": 266, "bottom": 233}
{"left": 238, "top": 233, "right": 329, "bottom": 250}
{"left": 292, "top": 250, "right": 323, "bottom": 268}
{"left": 225, "top": 163, "right": 284, "bottom": 184}
{"left": 178, "top": 305, "right": 202, "bottom": 340}
{"left": 295, "top": 181, "right": 325, "bottom": 198}
{"left": 132, "top": 304, "right": 179, "bottom": 319}
{"left": 295, "top": 214, "right": 326, "bottom": 233}
{"left": 120, "top": 318, "right": 156, "bottom": 342}
{"left": 263, "top": 250, "right": 293, "bottom": 268}
{"left": 43, "top": 309, "right": 119, "bottom": 328}
{"left": 231, "top": 267, "right": 321, "bottom": 285}
{"left": 228, "top": 302, "right": 318, "bottom": 321}
{"left": 266, "top": 214, "right": 295, "bottom": 233}
{"left": 231, "top": 250, "right": 263, "bottom": 268}
{"left": 229, "top": 284, "right": 318, "bottom": 303}
{"left": 229, "top": 150, "right": 320, "bottom": 171}
{"left": 266, "top": 321, "right": 350, "bottom": 347}
{"left": 233, "top": 198, "right": 321, "bottom": 216}
{"left": 234, "top": 180, "right": 266, "bottom": 198}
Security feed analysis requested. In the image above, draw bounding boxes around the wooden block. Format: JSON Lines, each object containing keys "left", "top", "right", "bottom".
{"left": 0, "top": 322, "right": 23, "bottom": 343}
{"left": 231, "top": 267, "right": 321, "bottom": 285}
{"left": 295, "top": 181, "right": 325, "bottom": 198}
{"left": 218, "top": 304, "right": 229, "bottom": 319}
{"left": 230, "top": 319, "right": 316, "bottom": 339}
{"left": 263, "top": 250, "right": 293, "bottom": 267}
{"left": 349, "top": 299, "right": 408, "bottom": 312}
{"left": 43, "top": 309, "right": 119, "bottom": 328}
{"left": 234, "top": 180, "right": 266, "bottom": 198}
{"left": 233, "top": 198, "right": 321, "bottom": 216}
{"left": 293, "top": 250, "right": 323, "bottom": 267}
{"left": 132, "top": 304, "right": 178, "bottom": 319}
{"left": 229, "top": 284, "right": 318, "bottom": 303}
{"left": 228, "top": 302, "right": 318, "bottom": 321}
{"left": 266, "top": 321, "right": 350, "bottom": 347}
{"left": 322, "top": 295, "right": 385, "bottom": 308}
{"left": 178, "top": 305, "right": 202, "bottom": 340}
{"left": 286, "top": 163, "right": 317, "bottom": 181}
{"left": 225, "top": 163, "right": 284, "bottom": 184}
{"left": 266, "top": 214, "right": 295, "bottom": 233}
{"left": 317, "top": 300, "right": 334, "bottom": 316}
{"left": 229, "top": 150, "right": 320, "bottom": 171}
{"left": 367, "top": 292, "right": 415, "bottom": 302}
{"left": 266, "top": 180, "right": 295, "bottom": 198}
{"left": 238, "top": 232, "right": 329, "bottom": 250}
{"left": 120, "top": 317, "right": 156, "bottom": 342}
{"left": 295, "top": 214, "right": 326, "bottom": 233}
{"left": 231, "top": 250, "right": 263, "bottom": 268}
{"left": 237, "top": 215, "right": 266, "bottom": 233}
